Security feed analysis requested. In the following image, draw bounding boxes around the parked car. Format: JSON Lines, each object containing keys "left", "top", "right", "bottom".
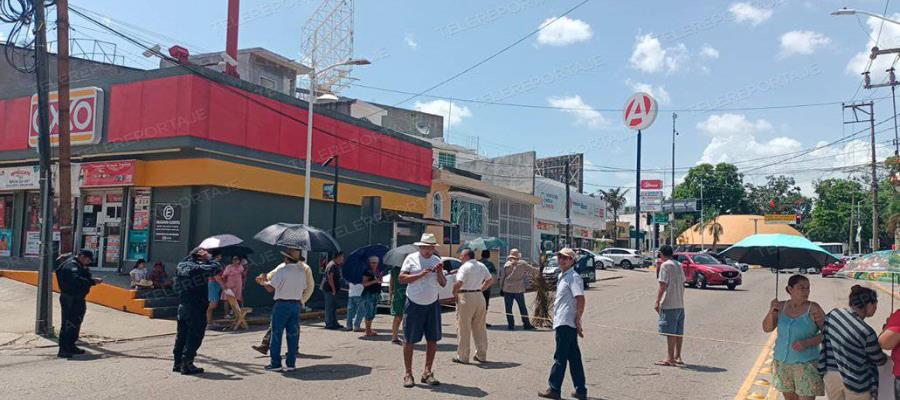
{"left": 597, "top": 248, "right": 643, "bottom": 269}
{"left": 575, "top": 248, "right": 613, "bottom": 269}
{"left": 542, "top": 253, "right": 597, "bottom": 287}
{"left": 675, "top": 252, "right": 742, "bottom": 290}
{"left": 710, "top": 252, "right": 749, "bottom": 272}
{"left": 821, "top": 259, "right": 846, "bottom": 278}
{"left": 379, "top": 257, "right": 460, "bottom": 308}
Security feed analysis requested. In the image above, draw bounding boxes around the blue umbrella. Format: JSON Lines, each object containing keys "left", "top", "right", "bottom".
{"left": 343, "top": 244, "right": 389, "bottom": 284}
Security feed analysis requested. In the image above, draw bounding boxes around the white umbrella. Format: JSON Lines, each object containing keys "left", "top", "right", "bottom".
{"left": 197, "top": 234, "right": 244, "bottom": 250}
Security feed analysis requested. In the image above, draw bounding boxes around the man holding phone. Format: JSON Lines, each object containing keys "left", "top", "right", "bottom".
{"left": 55, "top": 249, "right": 102, "bottom": 358}
{"left": 399, "top": 233, "right": 447, "bottom": 388}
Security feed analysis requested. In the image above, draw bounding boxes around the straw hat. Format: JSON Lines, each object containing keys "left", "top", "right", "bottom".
{"left": 414, "top": 233, "right": 439, "bottom": 247}
{"left": 280, "top": 248, "right": 303, "bottom": 262}
{"left": 556, "top": 248, "right": 577, "bottom": 259}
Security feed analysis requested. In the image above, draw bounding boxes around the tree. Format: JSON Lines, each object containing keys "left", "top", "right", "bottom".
{"left": 804, "top": 179, "right": 863, "bottom": 245}
{"left": 744, "top": 175, "right": 812, "bottom": 229}
{"left": 693, "top": 211, "right": 725, "bottom": 250}
{"left": 673, "top": 163, "right": 747, "bottom": 216}
{"left": 599, "top": 188, "right": 629, "bottom": 242}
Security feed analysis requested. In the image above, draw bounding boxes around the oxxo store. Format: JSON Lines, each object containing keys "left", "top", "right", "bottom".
{"left": 0, "top": 160, "right": 148, "bottom": 271}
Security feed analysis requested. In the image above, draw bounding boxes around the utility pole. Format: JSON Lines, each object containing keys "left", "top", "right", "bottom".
{"left": 848, "top": 192, "right": 855, "bottom": 253}
{"left": 635, "top": 130, "right": 642, "bottom": 252}
{"left": 699, "top": 183, "right": 704, "bottom": 251}
{"left": 842, "top": 101, "right": 880, "bottom": 251}
{"left": 565, "top": 156, "right": 571, "bottom": 247}
{"left": 33, "top": 0, "right": 56, "bottom": 337}
{"left": 857, "top": 200, "right": 863, "bottom": 254}
{"left": 57, "top": 0, "right": 73, "bottom": 255}
{"left": 670, "top": 112, "right": 677, "bottom": 246}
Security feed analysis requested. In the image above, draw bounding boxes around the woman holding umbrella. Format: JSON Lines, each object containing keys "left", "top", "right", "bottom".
{"left": 761, "top": 274, "right": 826, "bottom": 400}
{"left": 361, "top": 256, "right": 383, "bottom": 337}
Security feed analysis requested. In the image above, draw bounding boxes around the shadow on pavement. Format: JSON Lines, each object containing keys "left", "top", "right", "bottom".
{"left": 190, "top": 371, "right": 242, "bottom": 381}
{"left": 411, "top": 343, "right": 457, "bottom": 352}
{"left": 298, "top": 353, "right": 331, "bottom": 360}
{"left": 680, "top": 364, "right": 727, "bottom": 373}
{"left": 427, "top": 382, "right": 489, "bottom": 398}
{"left": 285, "top": 363, "right": 372, "bottom": 380}
{"left": 475, "top": 361, "right": 520, "bottom": 370}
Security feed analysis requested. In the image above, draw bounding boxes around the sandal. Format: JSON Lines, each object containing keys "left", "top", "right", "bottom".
{"left": 391, "top": 338, "right": 403, "bottom": 345}
{"left": 403, "top": 374, "right": 415, "bottom": 388}
{"left": 421, "top": 371, "right": 441, "bottom": 386}
{"left": 654, "top": 360, "right": 676, "bottom": 367}
{"left": 674, "top": 358, "right": 685, "bottom": 366}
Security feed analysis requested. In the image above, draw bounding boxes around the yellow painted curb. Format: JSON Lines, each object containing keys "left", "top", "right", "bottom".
{"left": 733, "top": 332, "right": 777, "bottom": 400}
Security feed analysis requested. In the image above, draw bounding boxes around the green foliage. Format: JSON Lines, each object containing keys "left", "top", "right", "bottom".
{"left": 673, "top": 163, "right": 746, "bottom": 216}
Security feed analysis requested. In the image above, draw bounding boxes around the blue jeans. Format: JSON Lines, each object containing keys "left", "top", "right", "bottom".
{"left": 503, "top": 292, "right": 531, "bottom": 328}
{"left": 548, "top": 326, "right": 586, "bottom": 396}
{"left": 269, "top": 301, "right": 300, "bottom": 368}
{"left": 346, "top": 296, "right": 365, "bottom": 330}
{"left": 362, "top": 292, "right": 378, "bottom": 321}
{"left": 323, "top": 291, "right": 339, "bottom": 328}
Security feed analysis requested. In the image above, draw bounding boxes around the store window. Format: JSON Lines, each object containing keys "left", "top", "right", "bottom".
{"left": 126, "top": 188, "right": 151, "bottom": 261}
{"left": 24, "top": 192, "right": 59, "bottom": 258}
{"left": 432, "top": 192, "right": 443, "bottom": 219}
{"left": 450, "top": 198, "right": 484, "bottom": 235}
{"left": 79, "top": 190, "right": 124, "bottom": 269}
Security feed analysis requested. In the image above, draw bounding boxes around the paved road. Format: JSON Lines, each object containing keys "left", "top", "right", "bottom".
{"left": 0, "top": 269, "right": 891, "bottom": 400}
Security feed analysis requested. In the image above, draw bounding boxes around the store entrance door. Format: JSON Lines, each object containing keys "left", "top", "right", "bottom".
{"left": 80, "top": 191, "right": 123, "bottom": 271}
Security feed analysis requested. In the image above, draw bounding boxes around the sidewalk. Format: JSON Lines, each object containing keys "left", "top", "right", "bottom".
{"left": 0, "top": 277, "right": 181, "bottom": 349}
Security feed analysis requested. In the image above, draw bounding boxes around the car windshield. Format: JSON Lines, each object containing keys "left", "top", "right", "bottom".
{"left": 693, "top": 254, "right": 720, "bottom": 265}
{"left": 547, "top": 257, "right": 559, "bottom": 268}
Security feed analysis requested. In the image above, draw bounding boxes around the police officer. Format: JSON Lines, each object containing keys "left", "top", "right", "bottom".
{"left": 172, "top": 248, "right": 222, "bottom": 375}
{"left": 55, "top": 249, "right": 101, "bottom": 358}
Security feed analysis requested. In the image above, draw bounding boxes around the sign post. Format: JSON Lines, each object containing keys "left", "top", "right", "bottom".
{"left": 624, "top": 92, "right": 658, "bottom": 252}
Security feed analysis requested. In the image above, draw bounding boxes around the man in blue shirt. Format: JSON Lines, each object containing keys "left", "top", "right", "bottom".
{"left": 538, "top": 248, "right": 586, "bottom": 400}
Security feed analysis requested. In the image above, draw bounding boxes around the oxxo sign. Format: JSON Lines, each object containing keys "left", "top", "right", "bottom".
{"left": 29, "top": 87, "right": 104, "bottom": 148}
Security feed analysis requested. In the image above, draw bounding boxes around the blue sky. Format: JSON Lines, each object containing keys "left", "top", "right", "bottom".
{"left": 7, "top": 0, "right": 899, "bottom": 199}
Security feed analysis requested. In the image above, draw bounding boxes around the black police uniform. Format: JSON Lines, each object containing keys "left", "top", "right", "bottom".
{"left": 55, "top": 256, "right": 97, "bottom": 356}
{"left": 172, "top": 254, "right": 221, "bottom": 373}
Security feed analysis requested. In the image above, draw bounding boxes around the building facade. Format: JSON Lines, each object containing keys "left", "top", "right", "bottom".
{"left": 533, "top": 177, "right": 606, "bottom": 254}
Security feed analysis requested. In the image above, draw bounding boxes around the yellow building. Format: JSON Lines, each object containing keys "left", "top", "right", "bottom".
{"left": 677, "top": 214, "right": 803, "bottom": 251}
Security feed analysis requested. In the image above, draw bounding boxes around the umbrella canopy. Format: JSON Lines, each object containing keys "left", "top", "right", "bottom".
{"left": 461, "top": 237, "right": 509, "bottom": 251}
{"left": 197, "top": 234, "right": 243, "bottom": 250}
{"left": 383, "top": 244, "right": 419, "bottom": 267}
{"left": 343, "top": 244, "right": 389, "bottom": 284}
{"left": 838, "top": 250, "right": 900, "bottom": 282}
{"left": 216, "top": 245, "right": 255, "bottom": 258}
{"left": 720, "top": 234, "right": 839, "bottom": 269}
{"left": 253, "top": 223, "right": 340, "bottom": 253}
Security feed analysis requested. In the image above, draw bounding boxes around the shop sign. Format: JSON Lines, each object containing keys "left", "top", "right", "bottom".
{"left": 0, "top": 166, "right": 39, "bottom": 191}
{"left": 79, "top": 160, "right": 136, "bottom": 187}
{"left": 536, "top": 220, "right": 557, "bottom": 232}
{"left": 29, "top": 86, "right": 104, "bottom": 148}
{"left": 153, "top": 203, "right": 182, "bottom": 242}
{"left": 575, "top": 228, "right": 592, "bottom": 238}
{"left": 539, "top": 191, "right": 560, "bottom": 210}
{"left": 24, "top": 231, "right": 40, "bottom": 257}
{"left": 764, "top": 214, "right": 796, "bottom": 225}
{"left": 323, "top": 183, "right": 335, "bottom": 200}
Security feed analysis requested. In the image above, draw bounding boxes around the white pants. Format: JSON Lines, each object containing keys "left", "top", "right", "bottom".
{"left": 824, "top": 371, "right": 873, "bottom": 400}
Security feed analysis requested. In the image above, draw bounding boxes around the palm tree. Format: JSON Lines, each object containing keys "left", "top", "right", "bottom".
{"left": 599, "top": 188, "right": 629, "bottom": 243}
{"left": 694, "top": 214, "right": 725, "bottom": 250}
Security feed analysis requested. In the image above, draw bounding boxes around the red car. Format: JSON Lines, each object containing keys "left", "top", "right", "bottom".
{"left": 821, "top": 259, "right": 845, "bottom": 278}
{"left": 675, "top": 252, "right": 742, "bottom": 290}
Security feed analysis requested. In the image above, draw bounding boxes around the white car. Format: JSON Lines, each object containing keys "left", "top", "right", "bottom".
{"left": 379, "top": 257, "right": 459, "bottom": 307}
{"left": 576, "top": 248, "right": 613, "bottom": 269}
{"left": 597, "top": 248, "right": 643, "bottom": 269}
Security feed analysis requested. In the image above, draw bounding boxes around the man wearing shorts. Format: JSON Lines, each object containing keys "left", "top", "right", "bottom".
{"left": 654, "top": 245, "right": 685, "bottom": 367}
{"left": 399, "top": 233, "right": 447, "bottom": 388}
{"left": 389, "top": 263, "right": 408, "bottom": 345}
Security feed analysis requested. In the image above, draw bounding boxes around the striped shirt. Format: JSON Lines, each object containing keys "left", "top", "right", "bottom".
{"left": 818, "top": 308, "right": 887, "bottom": 394}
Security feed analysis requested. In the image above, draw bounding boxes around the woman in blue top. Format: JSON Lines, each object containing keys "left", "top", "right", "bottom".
{"left": 762, "top": 274, "right": 826, "bottom": 400}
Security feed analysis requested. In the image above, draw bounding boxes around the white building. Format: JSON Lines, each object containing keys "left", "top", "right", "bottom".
{"left": 533, "top": 177, "right": 607, "bottom": 255}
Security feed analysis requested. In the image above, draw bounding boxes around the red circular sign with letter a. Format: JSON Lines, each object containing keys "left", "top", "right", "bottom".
{"left": 623, "top": 92, "right": 658, "bottom": 131}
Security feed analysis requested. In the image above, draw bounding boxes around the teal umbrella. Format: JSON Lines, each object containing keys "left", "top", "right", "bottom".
{"left": 720, "top": 234, "right": 839, "bottom": 298}
{"left": 461, "top": 237, "right": 508, "bottom": 251}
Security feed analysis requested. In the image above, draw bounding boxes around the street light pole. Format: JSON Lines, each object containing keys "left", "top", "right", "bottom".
{"left": 671, "top": 112, "right": 677, "bottom": 246}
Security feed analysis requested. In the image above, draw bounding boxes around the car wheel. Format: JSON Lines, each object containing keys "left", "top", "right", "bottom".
{"left": 621, "top": 260, "right": 632, "bottom": 269}
{"left": 695, "top": 273, "right": 707, "bottom": 289}
{"left": 727, "top": 284, "right": 737, "bottom": 290}
{"left": 584, "top": 282, "right": 591, "bottom": 289}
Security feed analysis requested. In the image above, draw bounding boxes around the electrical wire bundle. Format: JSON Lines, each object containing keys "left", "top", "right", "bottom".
{"left": 0, "top": 0, "right": 56, "bottom": 73}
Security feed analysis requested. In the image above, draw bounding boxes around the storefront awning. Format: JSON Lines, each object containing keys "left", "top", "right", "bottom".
{"left": 382, "top": 212, "right": 456, "bottom": 227}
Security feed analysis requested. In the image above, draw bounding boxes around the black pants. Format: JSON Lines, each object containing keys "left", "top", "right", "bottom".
{"left": 548, "top": 326, "right": 586, "bottom": 395}
{"left": 503, "top": 292, "right": 531, "bottom": 328}
{"left": 59, "top": 294, "right": 86, "bottom": 352}
{"left": 173, "top": 304, "right": 207, "bottom": 366}
{"left": 482, "top": 289, "right": 491, "bottom": 311}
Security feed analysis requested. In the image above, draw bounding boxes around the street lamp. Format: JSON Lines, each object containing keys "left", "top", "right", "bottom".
{"left": 831, "top": 8, "right": 900, "bottom": 26}
{"left": 302, "top": 58, "right": 371, "bottom": 236}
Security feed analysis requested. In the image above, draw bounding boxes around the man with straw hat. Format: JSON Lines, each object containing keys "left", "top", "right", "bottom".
{"left": 452, "top": 248, "right": 493, "bottom": 364}
{"left": 255, "top": 248, "right": 312, "bottom": 372}
{"left": 251, "top": 249, "right": 315, "bottom": 356}
{"left": 538, "top": 248, "right": 587, "bottom": 400}
{"left": 499, "top": 248, "right": 540, "bottom": 330}
{"left": 399, "top": 233, "right": 447, "bottom": 388}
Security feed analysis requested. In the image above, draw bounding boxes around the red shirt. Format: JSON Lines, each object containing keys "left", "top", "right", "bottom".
{"left": 886, "top": 309, "right": 900, "bottom": 376}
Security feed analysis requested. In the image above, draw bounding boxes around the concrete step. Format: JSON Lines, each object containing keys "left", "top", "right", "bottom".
{"left": 142, "top": 296, "right": 179, "bottom": 308}
{"left": 134, "top": 288, "right": 178, "bottom": 299}
{"left": 147, "top": 306, "right": 178, "bottom": 319}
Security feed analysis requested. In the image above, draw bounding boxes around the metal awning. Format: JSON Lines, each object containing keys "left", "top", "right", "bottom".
{"left": 382, "top": 212, "right": 456, "bottom": 227}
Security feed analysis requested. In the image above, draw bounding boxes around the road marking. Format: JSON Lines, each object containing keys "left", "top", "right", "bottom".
{"left": 733, "top": 332, "right": 777, "bottom": 400}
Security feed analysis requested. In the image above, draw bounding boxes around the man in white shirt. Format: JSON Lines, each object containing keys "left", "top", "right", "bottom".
{"left": 399, "top": 233, "right": 447, "bottom": 388}
{"left": 255, "top": 249, "right": 311, "bottom": 372}
{"left": 251, "top": 250, "right": 315, "bottom": 355}
{"left": 452, "top": 248, "right": 493, "bottom": 365}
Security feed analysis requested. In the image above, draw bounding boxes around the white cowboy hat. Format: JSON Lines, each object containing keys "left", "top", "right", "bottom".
{"left": 414, "top": 233, "right": 440, "bottom": 247}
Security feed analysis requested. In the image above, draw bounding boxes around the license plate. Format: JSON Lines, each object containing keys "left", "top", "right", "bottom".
{"left": 727, "top": 279, "right": 734, "bottom": 284}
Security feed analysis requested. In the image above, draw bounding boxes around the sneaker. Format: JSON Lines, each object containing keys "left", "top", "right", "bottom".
{"left": 403, "top": 374, "right": 415, "bottom": 388}
{"left": 473, "top": 355, "right": 487, "bottom": 363}
{"left": 420, "top": 371, "right": 440, "bottom": 386}
{"left": 264, "top": 365, "right": 283, "bottom": 372}
{"left": 537, "top": 389, "right": 561, "bottom": 399}
{"left": 451, "top": 356, "right": 467, "bottom": 364}
{"left": 251, "top": 345, "right": 268, "bottom": 355}
{"left": 284, "top": 366, "right": 296, "bottom": 372}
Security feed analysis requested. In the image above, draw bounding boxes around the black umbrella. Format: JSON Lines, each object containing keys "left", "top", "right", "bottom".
{"left": 217, "top": 245, "right": 255, "bottom": 258}
{"left": 383, "top": 244, "right": 419, "bottom": 267}
{"left": 253, "top": 223, "right": 341, "bottom": 253}
{"left": 343, "top": 244, "right": 389, "bottom": 284}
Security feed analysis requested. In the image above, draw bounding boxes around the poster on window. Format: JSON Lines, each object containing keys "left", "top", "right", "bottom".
{"left": 127, "top": 230, "right": 148, "bottom": 261}
{"left": 0, "top": 228, "right": 12, "bottom": 257}
{"left": 24, "top": 231, "right": 40, "bottom": 257}
{"left": 105, "top": 234, "right": 120, "bottom": 263}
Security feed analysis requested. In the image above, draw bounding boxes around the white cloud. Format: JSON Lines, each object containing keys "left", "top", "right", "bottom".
{"left": 625, "top": 79, "right": 671, "bottom": 105}
{"left": 548, "top": 95, "right": 609, "bottom": 129}
{"left": 729, "top": 2, "right": 773, "bottom": 25}
{"left": 404, "top": 33, "right": 418, "bottom": 50}
{"left": 413, "top": 100, "right": 472, "bottom": 128}
{"left": 629, "top": 34, "right": 688, "bottom": 74}
{"left": 536, "top": 16, "right": 593, "bottom": 46}
{"left": 696, "top": 114, "right": 792, "bottom": 164}
{"left": 700, "top": 44, "right": 720, "bottom": 59}
{"left": 0, "top": 31, "right": 5, "bottom": 43}
{"left": 779, "top": 30, "right": 830, "bottom": 56}
{"left": 847, "top": 13, "right": 900, "bottom": 81}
